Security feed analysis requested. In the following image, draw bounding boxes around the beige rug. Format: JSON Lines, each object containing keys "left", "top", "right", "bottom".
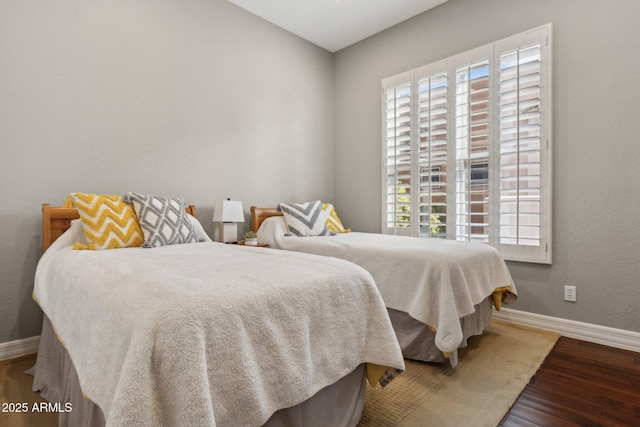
{"left": 359, "top": 319, "right": 560, "bottom": 427}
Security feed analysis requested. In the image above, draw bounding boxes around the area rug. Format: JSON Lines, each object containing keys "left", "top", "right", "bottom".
{"left": 359, "top": 319, "right": 560, "bottom": 427}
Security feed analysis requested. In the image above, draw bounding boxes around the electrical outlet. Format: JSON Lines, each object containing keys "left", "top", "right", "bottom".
{"left": 564, "top": 285, "right": 576, "bottom": 302}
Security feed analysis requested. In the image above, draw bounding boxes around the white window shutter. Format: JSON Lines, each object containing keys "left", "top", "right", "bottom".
{"left": 453, "top": 53, "right": 492, "bottom": 243}
{"left": 415, "top": 59, "right": 449, "bottom": 238}
{"left": 381, "top": 24, "right": 552, "bottom": 264}
{"left": 494, "top": 25, "right": 552, "bottom": 264}
{"left": 382, "top": 74, "right": 414, "bottom": 236}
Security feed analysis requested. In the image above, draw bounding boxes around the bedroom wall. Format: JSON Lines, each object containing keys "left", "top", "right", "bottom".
{"left": 333, "top": 0, "right": 640, "bottom": 333}
{"left": 0, "top": 0, "right": 334, "bottom": 344}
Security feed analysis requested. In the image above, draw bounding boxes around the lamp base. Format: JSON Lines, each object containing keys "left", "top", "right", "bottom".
{"left": 218, "top": 222, "right": 238, "bottom": 243}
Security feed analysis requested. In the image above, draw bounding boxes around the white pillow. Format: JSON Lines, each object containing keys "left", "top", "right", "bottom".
{"left": 186, "top": 214, "right": 212, "bottom": 242}
{"left": 46, "top": 219, "right": 87, "bottom": 252}
{"left": 257, "top": 216, "right": 288, "bottom": 246}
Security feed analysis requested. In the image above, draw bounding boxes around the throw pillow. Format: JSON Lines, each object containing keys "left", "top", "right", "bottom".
{"left": 322, "top": 203, "right": 351, "bottom": 233}
{"left": 278, "top": 201, "right": 331, "bottom": 237}
{"left": 70, "top": 193, "right": 145, "bottom": 250}
{"left": 125, "top": 192, "right": 198, "bottom": 248}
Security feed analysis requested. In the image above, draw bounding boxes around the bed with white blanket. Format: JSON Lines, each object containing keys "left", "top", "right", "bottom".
{"left": 252, "top": 206, "right": 518, "bottom": 367}
{"left": 31, "top": 203, "right": 404, "bottom": 427}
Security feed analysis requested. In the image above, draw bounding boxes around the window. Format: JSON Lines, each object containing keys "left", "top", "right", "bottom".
{"left": 382, "top": 24, "right": 552, "bottom": 264}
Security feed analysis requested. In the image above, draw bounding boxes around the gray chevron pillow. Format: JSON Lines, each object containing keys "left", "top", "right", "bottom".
{"left": 125, "top": 192, "right": 198, "bottom": 248}
{"left": 278, "top": 201, "right": 332, "bottom": 237}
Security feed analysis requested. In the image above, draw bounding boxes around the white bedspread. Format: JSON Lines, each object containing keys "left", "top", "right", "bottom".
{"left": 34, "top": 222, "right": 404, "bottom": 427}
{"left": 258, "top": 217, "right": 517, "bottom": 355}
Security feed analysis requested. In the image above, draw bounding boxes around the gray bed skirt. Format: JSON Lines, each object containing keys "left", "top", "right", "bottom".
{"left": 388, "top": 297, "right": 493, "bottom": 367}
{"left": 31, "top": 316, "right": 367, "bottom": 427}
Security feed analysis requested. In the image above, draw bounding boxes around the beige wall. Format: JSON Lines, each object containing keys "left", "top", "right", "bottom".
{"left": 334, "top": 0, "right": 640, "bottom": 332}
{"left": 0, "top": 0, "right": 334, "bottom": 343}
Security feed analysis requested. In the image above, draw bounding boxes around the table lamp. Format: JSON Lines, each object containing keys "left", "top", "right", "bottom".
{"left": 213, "top": 199, "right": 244, "bottom": 243}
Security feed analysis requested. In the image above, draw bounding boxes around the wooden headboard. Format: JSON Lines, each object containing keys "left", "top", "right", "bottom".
{"left": 42, "top": 203, "right": 197, "bottom": 252}
{"left": 250, "top": 206, "right": 282, "bottom": 233}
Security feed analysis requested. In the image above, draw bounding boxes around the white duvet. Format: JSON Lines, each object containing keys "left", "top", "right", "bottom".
{"left": 34, "top": 221, "right": 404, "bottom": 427}
{"left": 258, "top": 217, "right": 517, "bottom": 355}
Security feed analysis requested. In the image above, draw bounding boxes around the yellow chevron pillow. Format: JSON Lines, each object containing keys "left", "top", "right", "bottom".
{"left": 70, "top": 193, "right": 144, "bottom": 250}
{"left": 63, "top": 194, "right": 74, "bottom": 208}
{"left": 322, "top": 203, "right": 351, "bottom": 233}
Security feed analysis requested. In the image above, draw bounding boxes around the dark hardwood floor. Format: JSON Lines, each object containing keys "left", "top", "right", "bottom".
{"left": 500, "top": 337, "right": 640, "bottom": 427}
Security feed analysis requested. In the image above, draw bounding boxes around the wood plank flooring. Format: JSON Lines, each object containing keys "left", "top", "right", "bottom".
{"left": 0, "top": 353, "right": 57, "bottom": 427}
{"left": 500, "top": 337, "right": 640, "bottom": 426}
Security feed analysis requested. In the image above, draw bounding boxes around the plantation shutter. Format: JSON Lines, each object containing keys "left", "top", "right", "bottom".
{"left": 415, "top": 63, "right": 448, "bottom": 238}
{"left": 383, "top": 75, "right": 414, "bottom": 235}
{"left": 381, "top": 24, "right": 551, "bottom": 264}
{"left": 495, "top": 26, "right": 551, "bottom": 263}
{"left": 453, "top": 53, "right": 492, "bottom": 243}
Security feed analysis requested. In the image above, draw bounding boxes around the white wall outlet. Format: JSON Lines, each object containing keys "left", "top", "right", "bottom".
{"left": 564, "top": 285, "right": 577, "bottom": 302}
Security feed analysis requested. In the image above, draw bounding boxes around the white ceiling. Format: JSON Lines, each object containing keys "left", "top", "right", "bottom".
{"left": 226, "top": 0, "right": 449, "bottom": 52}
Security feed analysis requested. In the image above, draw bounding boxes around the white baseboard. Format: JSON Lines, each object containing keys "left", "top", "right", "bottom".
{"left": 0, "top": 336, "right": 40, "bottom": 361}
{"left": 493, "top": 308, "right": 640, "bottom": 353}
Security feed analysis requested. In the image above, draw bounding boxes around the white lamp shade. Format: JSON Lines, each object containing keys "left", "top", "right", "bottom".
{"left": 213, "top": 200, "right": 245, "bottom": 223}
